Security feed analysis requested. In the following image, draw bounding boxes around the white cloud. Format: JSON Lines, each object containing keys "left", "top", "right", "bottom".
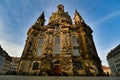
{"left": 0, "top": 39, "right": 23, "bottom": 57}
{"left": 0, "top": 18, "right": 23, "bottom": 57}
{"left": 90, "top": 10, "right": 120, "bottom": 26}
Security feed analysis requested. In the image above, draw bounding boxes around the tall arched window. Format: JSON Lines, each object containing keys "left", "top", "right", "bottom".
{"left": 72, "top": 36, "right": 78, "bottom": 46}
{"left": 54, "top": 35, "right": 60, "bottom": 54}
{"left": 72, "top": 36, "right": 79, "bottom": 56}
{"left": 37, "top": 37, "right": 44, "bottom": 56}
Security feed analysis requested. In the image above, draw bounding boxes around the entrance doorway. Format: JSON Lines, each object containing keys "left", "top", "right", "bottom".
{"left": 53, "top": 64, "right": 61, "bottom": 76}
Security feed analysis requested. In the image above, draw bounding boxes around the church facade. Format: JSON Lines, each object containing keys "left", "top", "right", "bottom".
{"left": 17, "top": 5, "right": 104, "bottom": 76}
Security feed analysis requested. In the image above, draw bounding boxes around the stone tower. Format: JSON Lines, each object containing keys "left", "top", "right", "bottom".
{"left": 17, "top": 5, "right": 104, "bottom": 76}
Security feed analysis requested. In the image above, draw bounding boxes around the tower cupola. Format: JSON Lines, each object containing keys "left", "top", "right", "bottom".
{"left": 57, "top": 4, "right": 64, "bottom": 12}
{"left": 48, "top": 4, "right": 72, "bottom": 25}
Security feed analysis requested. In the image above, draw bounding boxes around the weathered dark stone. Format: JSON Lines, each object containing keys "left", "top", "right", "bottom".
{"left": 17, "top": 4, "right": 104, "bottom": 76}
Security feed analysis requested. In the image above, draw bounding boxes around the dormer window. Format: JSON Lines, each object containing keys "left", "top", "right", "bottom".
{"left": 57, "top": 4, "right": 64, "bottom": 12}
{"left": 59, "top": 7, "right": 62, "bottom": 11}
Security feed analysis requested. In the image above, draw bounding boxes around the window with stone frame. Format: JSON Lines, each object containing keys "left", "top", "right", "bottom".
{"left": 72, "top": 36, "right": 79, "bottom": 56}
{"left": 73, "top": 62, "right": 82, "bottom": 70}
{"left": 54, "top": 35, "right": 60, "bottom": 54}
{"left": 72, "top": 36, "right": 78, "bottom": 46}
{"left": 73, "top": 47, "right": 79, "bottom": 56}
{"left": 55, "top": 25, "right": 60, "bottom": 29}
{"left": 37, "top": 37, "right": 44, "bottom": 56}
{"left": 32, "top": 62, "right": 39, "bottom": 70}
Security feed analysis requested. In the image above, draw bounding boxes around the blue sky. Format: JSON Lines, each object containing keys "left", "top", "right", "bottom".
{"left": 0, "top": 0, "right": 120, "bottom": 66}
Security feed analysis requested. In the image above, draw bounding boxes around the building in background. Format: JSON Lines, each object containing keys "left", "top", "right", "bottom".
{"left": 10, "top": 57, "right": 20, "bottom": 74}
{"left": 17, "top": 4, "right": 104, "bottom": 76}
{"left": 0, "top": 45, "right": 12, "bottom": 74}
{"left": 0, "top": 45, "right": 5, "bottom": 74}
{"left": 107, "top": 44, "right": 120, "bottom": 76}
{"left": 102, "top": 66, "right": 111, "bottom": 76}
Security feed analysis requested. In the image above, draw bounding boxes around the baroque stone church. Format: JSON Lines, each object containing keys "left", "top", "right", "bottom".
{"left": 17, "top": 5, "right": 104, "bottom": 76}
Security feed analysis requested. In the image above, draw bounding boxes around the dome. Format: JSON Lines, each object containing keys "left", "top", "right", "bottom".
{"left": 48, "top": 5, "right": 72, "bottom": 25}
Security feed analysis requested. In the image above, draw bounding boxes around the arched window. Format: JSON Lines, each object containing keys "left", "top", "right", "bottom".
{"left": 32, "top": 62, "right": 39, "bottom": 70}
{"left": 72, "top": 36, "right": 79, "bottom": 56}
{"left": 54, "top": 35, "right": 60, "bottom": 54}
{"left": 72, "top": 36, "right": 77, "bottom": 46}
{"left": 37, "top": 37, "right": 44, "bottom": 56}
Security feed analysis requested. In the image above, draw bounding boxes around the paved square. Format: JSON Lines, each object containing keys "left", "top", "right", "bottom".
{"left": 0, "top": 75, "right": 120, "bottom": 80}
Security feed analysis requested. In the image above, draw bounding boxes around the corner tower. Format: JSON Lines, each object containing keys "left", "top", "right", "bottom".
{"left": 17, "top": 4, "right": 104, "bottom": 76}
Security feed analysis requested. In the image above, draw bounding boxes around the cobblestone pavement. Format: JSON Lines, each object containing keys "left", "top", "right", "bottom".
{"left": 0, "top": 75, "right": 120, "bottom": 80}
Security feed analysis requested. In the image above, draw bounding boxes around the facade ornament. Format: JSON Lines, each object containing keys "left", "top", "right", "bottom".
{"left": 35, "top": 11, "right": 46, "bottom": 26}
{"left": 73, "top": 10, "right": 84, "bottom": 25}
